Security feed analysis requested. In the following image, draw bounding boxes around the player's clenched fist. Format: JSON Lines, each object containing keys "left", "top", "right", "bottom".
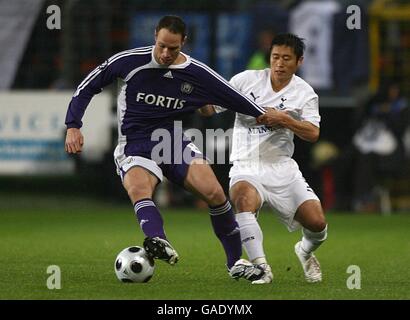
{"left": 65, "top": 128, "right": 84, "bottom": 154}
{"left": 256, "top": 108, "right": 287, "bottom": 127}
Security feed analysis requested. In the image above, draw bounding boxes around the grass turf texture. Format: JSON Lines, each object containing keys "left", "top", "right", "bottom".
{"left": 0, "top": 196, "right": 409, "bottom": 300}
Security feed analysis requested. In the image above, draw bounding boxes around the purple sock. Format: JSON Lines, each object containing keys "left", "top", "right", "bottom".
{"left": 134, "top": 198, "right": 166, "bottom": 239}
{"left": 209, "top": 200, "right": 242, "bottom": 269}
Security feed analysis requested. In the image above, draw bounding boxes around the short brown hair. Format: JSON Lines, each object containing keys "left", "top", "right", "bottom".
{"left": 271, "top": 33, "right": 305, "bottom": 60}
{"left": 155, "top": 15, "right": 186, "bottom": 39}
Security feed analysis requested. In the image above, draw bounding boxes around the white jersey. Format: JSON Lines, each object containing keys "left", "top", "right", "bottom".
{"left": 228, "top": 69, "right": 320, "bottom": 163}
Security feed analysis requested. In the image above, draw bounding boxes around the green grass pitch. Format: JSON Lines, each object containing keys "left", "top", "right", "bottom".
{"left": 0, "top": 197, "right": 409, "bottom": 300}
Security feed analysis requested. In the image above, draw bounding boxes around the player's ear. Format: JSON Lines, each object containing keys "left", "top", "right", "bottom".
{"left": 297, "top": 56, "right": 304, "bottom": 67}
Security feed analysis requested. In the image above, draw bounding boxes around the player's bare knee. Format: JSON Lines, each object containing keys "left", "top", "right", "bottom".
{"left": 126, "top": 184, "right": 153, "bottom": 202}
{"left": 309, "top": 219, "right": 327, "bottom": 233}
{"left": 204, "top": 184, "right": 226, "bottom": 205}
{"left": 233, "top": 194, "right": 257, "bottom": 213}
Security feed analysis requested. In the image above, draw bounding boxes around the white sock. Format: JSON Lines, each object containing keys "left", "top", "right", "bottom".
{"left": 252, "top": 257, "right": 267, "bottom": 265}
{"left": 301, "top": 224, "right": 328, "bottom": 256}
{"left": 235, "top": 212, "right": 266, "bottom": 262}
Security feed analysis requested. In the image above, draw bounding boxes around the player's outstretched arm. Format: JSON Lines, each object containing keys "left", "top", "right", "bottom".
{"left": 65, "top": 128, "right": 84, "bottom": 154}
{"left": 190, "top": 60, "right": 264, "bottom": 117}
{"left": 257, "top": 108, "right": 319, "bottom": 142}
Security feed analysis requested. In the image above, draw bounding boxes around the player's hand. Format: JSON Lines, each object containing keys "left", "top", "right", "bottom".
{"left": 197, "top": 104, "right": 216, "bottom": 117}
{"left": 65, "top": 128, "right": 84, "bottom": 154}
{"left": 256, "top": 108, "right": 286, "bottom": 127}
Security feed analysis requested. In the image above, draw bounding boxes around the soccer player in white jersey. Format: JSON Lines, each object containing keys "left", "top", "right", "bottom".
{"left": 201, "top": 33, "right": 328, "bottom": 284}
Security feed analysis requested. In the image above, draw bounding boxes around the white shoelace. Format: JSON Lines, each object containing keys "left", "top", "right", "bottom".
{"left": 306, "top": 256, "right": 321, "bottom": 275}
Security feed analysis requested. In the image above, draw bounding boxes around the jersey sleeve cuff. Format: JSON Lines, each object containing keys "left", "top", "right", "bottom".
{"left": 66, "top": 123, "right": 82, "bottom": 129}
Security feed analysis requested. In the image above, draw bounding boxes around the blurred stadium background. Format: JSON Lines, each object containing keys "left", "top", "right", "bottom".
{"left": 1, "top": 0, "right": 410, "bottom": 212}
{"left": 0, "top": 0, "right": 409, "bottom": 300}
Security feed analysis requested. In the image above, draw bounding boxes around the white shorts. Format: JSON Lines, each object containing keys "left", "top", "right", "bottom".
{"left": 229, "top": 159, "right": 320, "bottom": 232}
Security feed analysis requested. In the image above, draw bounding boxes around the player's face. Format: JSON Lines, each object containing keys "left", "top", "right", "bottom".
{"left": 270, "top": 45, "right": 303, "bottom": 82}
{"left": 154, "top": 28, "right": 185, "bottom": 66}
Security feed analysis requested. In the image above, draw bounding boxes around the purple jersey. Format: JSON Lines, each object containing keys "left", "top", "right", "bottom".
{"left": 65, "top": 46, "right": 265, "bottom": 142}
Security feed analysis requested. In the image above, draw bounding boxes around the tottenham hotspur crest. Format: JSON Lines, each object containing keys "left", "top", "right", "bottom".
{"left": 277, "top": 96, "right": 287, "bottom": 110}
{"left": 181, "top": 82, "right": 194, "bottom": 94}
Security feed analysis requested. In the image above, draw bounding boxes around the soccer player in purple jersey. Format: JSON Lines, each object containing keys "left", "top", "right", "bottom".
{"left": 64, "top": 15, "right": 270, "bottom": 282}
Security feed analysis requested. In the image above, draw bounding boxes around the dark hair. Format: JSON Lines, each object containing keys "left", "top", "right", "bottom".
{"left": 155, "top": 15, "right": 187, "bottom": 39}
{"left": 270, "top": 33, "right": 305, "bottom": 60}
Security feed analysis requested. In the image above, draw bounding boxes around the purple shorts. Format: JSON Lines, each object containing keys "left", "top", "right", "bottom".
{"left": 114, "top": 130, "right": 205, "bottom": 187}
